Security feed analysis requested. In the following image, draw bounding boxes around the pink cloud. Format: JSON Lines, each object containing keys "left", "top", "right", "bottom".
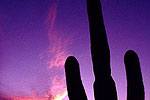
{"left": 48, "top": 76, "right": 67, "bottom": 100}
{"left": 39, "top": 1, "right": 72, "bottom": 100}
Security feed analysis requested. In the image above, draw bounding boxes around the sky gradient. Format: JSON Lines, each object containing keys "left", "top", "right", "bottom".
{"left": 0, "top": 0, "right": 150, "bottom": 100}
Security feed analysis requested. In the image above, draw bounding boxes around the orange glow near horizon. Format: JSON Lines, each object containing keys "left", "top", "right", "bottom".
{"left": 12, "top": 97, "right": 49, "bottom": 100}
{"left": 51, "top": 90, "right": 67, "bottom": 100}
{"left": 11, "top": 90, "right": 67, "bottom": 100}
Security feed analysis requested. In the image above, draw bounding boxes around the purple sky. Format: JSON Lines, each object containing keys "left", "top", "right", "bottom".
{"left": 0, "top": 0, "right": 150, "bottom": 100}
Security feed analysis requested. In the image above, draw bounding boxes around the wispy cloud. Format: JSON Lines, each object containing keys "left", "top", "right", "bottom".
{"left": 40, "top": 1, "right": 71, "bottom": 100}
{"left": 48, "top": 76, "right": 67, "bottom": 100}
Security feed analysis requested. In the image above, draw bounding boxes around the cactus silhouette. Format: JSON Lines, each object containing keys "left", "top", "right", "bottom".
{"left": 124, "top": 50, "right": 145, "bottom": 100}
{"left": 65, "top": 0, "right": 145, "bottom": 100}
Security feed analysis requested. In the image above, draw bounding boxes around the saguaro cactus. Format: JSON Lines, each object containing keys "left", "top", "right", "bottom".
{"left": 65, "top": 0, "right": 145, "bottom": 100}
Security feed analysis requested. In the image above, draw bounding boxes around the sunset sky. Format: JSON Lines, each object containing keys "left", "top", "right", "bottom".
{"left": 0, "top": 0, "right": 150, "bottom": 100}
